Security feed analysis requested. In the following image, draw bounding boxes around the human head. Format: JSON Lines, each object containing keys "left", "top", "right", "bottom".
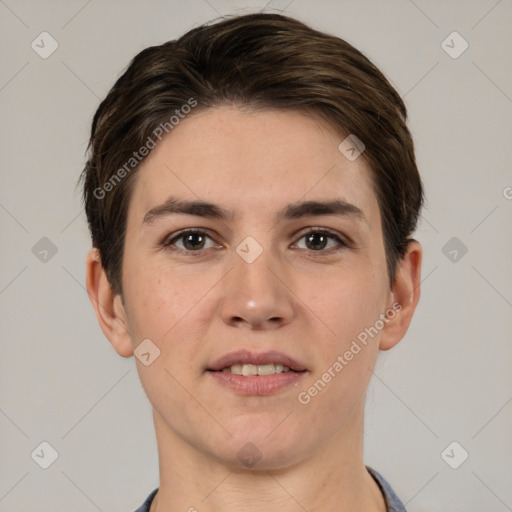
{"left": 80, "top": 12, "right": 423, "bottom": 297}
{"left": 82, "top": 12, "right": 424, "bottom": 478}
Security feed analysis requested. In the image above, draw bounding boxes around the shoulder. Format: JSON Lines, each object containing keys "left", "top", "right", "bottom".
{"left": 133, "top": 488, "right": 158, "bottom": 512}
{"left": 366, "top": 466, "right": 407, "bottom": 512}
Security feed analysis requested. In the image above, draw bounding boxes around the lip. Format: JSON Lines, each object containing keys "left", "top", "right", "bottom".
{"left": 207, "top": 349, "right": 307, "bottom": 372}
{"left": 206, "top": 349, "right": 308, "bottom": 396}
{"left": 208, "top": 371, "right": 306, "bottom": 396}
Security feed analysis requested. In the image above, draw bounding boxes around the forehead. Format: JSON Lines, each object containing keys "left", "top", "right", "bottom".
{"left": 128, "top": 106, "right": 379, "bottom": 226}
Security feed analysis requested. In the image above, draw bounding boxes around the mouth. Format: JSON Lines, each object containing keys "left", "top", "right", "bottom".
{"left": 206, "top": 350, "right": 308, "bottom": 396}
{"left": 207, "top": 349, "right": 308, "bottom": 374}
{"left": 218, "top": 363, "right": 297, "bottom": 376}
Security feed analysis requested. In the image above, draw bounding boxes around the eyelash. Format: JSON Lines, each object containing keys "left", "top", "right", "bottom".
{"left": 161, "top": 228, "right": 351, "bottom": 255}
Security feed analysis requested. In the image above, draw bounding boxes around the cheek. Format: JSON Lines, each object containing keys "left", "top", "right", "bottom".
{"left": 299, "top": 262, "right": 387, "bottom": 348}
{"left": 121, "top": 251, "right": 219, "bottom": 357}
{"left": 302, "top": 262, "right": 388, "bottom": 405}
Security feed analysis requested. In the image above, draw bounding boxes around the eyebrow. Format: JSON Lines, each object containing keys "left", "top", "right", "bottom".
{"left": 142, "top": 196, "right": 368, "bottom": 226}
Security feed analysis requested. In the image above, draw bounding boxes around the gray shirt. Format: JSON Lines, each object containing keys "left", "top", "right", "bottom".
{"left": 133, "top": 466, "right": 406, "bottom": 511}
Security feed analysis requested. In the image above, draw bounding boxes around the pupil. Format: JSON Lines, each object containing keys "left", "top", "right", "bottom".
{"left": 184, "top": 233, "right": 204, "bottom": 250}
{"left": 307, "top": 233, "right": 327, "bottom": 250}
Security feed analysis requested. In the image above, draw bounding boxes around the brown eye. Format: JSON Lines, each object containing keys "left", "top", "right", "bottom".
{"left": 181, "top": 232, "right": 206, "bottom": 250}
{"left": 294, "top": 229, "right": 348, "bottom": 252}
{"left": 163, "top": 230, "right": 217, "bottom": 252}
{"left": 305, "top": 232, "right": 328, "bottom": 250}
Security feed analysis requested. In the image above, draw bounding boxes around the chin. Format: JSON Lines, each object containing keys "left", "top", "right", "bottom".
{"left": 209, "top": 426, "right": 306, "bottom": 471}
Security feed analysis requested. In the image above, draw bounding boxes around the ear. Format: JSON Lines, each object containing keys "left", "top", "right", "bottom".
{"left": 85, "top": 248, "right": 134, "bottom": 358}
{"left": 379, "top": 240, "right": 422, "bottom": 351}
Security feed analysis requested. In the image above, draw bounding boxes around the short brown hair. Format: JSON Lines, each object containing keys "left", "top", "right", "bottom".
{"left": 80, "top": 12, "right": 424, "bottom": 296}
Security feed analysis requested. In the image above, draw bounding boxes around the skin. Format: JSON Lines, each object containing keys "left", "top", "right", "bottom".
{"left": 86, "top": 106, "right": 422, "bottom": 512}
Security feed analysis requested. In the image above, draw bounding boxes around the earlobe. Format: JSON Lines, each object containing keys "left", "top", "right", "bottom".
{"left": 85, "top": 248, "right": 134, "bottom": 358}
{"left": 379, "top": 240, "right": 422, "bottom": 351}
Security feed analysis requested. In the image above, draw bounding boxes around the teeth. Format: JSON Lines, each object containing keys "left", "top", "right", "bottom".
{"left": 229, "top": 364, "right": 243, "bottom": 375}
{"left": 257, "top": 364, "right": 275, "bottom": 376}
{"left": 242, "top": 364, "right": 258, "bottom": 376}
{"left": 222, "top": 363, "right": 292, "bottom": 375}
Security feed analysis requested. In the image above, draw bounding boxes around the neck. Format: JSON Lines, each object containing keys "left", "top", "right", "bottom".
{"left": 150, "top": 400, "right": 386, "bottom": 512}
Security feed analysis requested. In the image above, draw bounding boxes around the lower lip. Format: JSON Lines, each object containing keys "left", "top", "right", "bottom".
{"left": 207, "top": 370, "right": 306, "bottom": 396}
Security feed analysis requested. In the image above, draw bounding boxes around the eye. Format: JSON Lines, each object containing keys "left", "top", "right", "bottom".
{"left": 163, "top": 230, "right": 218, "bottom": 252}
{"left": 293, "top": 229, "right": 348, "bottom": 252}
{"left": 162, "top": 228, "right": 350, "bottom": 255}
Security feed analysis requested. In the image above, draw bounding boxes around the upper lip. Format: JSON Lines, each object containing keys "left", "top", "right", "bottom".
{"left": 207, "top": 349, "right": 307, "bottom": 372}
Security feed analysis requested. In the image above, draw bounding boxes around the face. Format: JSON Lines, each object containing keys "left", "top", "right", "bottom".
{"left": 109, "top": 107, "right": 399, "bottom": 469}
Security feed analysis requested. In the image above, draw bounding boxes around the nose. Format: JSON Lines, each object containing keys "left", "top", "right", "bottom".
{"left": 218, "top": 245, "right": 295, "bottom": 330}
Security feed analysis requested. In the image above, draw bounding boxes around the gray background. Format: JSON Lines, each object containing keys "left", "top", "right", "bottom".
{"left": 1, "top": 0, "right": 511, "bottom": 510}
